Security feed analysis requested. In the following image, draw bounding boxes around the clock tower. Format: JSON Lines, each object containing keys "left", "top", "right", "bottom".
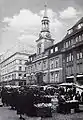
{"left": 36, "top": 4, "right": 54, "bottom": 54}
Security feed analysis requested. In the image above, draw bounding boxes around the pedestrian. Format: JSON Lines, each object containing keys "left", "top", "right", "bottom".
{"left": 75, "top": 91, "right": 81, "bottom": 102}
{"left": 81, "top": 91, "right": 83, "bottom": 103}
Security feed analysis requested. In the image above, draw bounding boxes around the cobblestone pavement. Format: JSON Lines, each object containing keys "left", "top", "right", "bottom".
{"left": 0, "top": 106, "right": 19, "bottom": 120}
{"left": 42, "top": 112, "right": 83, "bottom": 120}
{"left": 0, "top": 106, "right": 83, "bottom": 120}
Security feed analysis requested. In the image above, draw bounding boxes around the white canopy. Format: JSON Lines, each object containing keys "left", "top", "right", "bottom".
{"left": 5, "top": 85, "right": 20, "bottom": 88}
{"left": 59, "top": 83, "right": 74, "bottom": 86}
{"left": 66, "top": 76, "right": 74, "bottom": 79}
{"left": 77, "top": 74, "right": 83, "bottom": 77}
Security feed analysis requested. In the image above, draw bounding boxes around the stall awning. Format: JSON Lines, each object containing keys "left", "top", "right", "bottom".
{"left": 26, "top": 74, "right": 30, "bottom": 77}
{"left": 77, "top": 74, "right": 83, "bottom": 77}
{"left": 59, "top": 83, "right": 74, "bottom": 86}
{"left": 66, "top": 76, "right": 74, "bottom": 79}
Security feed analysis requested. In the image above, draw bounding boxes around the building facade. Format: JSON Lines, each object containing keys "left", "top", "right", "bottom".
{"left": 1, "top": 6, "right": 83, "bottom": 86}
{"left": 26, "top": 5, "right": 63, "bottom": 85}
{"left": 62, "top": 17, "right": 83, "bottom": 85}
{"left": 0, "top": 47, "right": 29, "bottom": 86}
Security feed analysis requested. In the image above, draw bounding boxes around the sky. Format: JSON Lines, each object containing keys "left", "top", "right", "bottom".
{"left": 0, "top": 0, "right": 83, "bottom": 54}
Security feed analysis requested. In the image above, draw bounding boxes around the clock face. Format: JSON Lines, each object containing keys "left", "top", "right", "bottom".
{"left": 40, "top": 32, "right": 51, "bottom": 38}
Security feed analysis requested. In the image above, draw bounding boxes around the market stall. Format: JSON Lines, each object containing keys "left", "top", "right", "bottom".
{"left": 57, "top": 99, "right": 79, "bottom": 114}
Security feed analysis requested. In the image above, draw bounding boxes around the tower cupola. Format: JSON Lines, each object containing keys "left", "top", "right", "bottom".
{"left": 39, "top": 4, "right": 51, "bottom": 39}
{"left": 36, "top": 4, "right": 54, "bottom": 54}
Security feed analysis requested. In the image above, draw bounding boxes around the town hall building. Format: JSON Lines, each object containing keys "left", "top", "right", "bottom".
{"left": 25, "top": 5, "right": 63, "bottom": 85}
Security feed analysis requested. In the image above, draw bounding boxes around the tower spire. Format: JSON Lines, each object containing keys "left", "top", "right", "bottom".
{"left": 44, "top": 4, "right": 47, "bottom": 17}
{"left": 38, "top": 4, "right": 52, "bottom": 39}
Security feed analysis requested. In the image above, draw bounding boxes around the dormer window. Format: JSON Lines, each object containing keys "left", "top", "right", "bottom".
{"left": 30, "top": 57, "right": 32, "bottom": 61}
{"left": 66, "top": 42, "right": 68, "bottom": 48}
{"left": 51, "top": 48, "right": 53, "bottom": 53}
{"left": 79, "top": 35, "right": 82, "bottom": 41}
{"left": 76, "top": 36, "right": 78, "bottom": 42}
{"left": 37, "top": 43, "right": 41, "bottom": 54}
{"left": 67, "top": 29, "right": 73, "bottom": 34}
{"left": 77, "top": 23, "right": 83, "bottom": 29}
{"left": 55, "top": 47, "right": 58, "bottom": 52}
{"left": 68, "top": 40, "right": 71, "bottom": 46}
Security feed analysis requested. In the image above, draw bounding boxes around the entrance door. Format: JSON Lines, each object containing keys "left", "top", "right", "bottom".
{"left": 36, "top": 72, "right": 43, "bottom": 85}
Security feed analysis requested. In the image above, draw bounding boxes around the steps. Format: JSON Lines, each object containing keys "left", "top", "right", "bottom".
{"left": 0, "top": 99, "right": 3, "bottom": 107}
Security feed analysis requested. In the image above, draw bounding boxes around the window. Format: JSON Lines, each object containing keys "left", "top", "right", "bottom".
{"left": 77, "top": 24, "right": 81, "bottom": 29}
{"left": 71, "top": 39, "right": 73, "bottom": 45}
{"left": 66, "top": 42, "right": 68, "bottom": 48}
{"left": 12, "top": 74, "right": 16, "bottom": 79}
{"left": 67, "top": 53, "right": 73, "bottom": 62}
{"left": 24, "top": 74, "right": 26, "bottom": 77}
{"left": 43, "top": 60, "right": 46, "bottom": 68}
{"left": 51, "top": 72, "right": 54, "bottom": 79}
{"left": 55, "top": 59, "right": 59, "bottom": 68}
{"left": 16, "top": 60, "right": 19, "bottom": 64}
{"left": 19, "top": 74, "right": 22, "bottom": 76}
{"left": 35, "top": 63, "right": 36, "bottom": 69}
{"left": 76, "top": 37, "right": 78, "bottom": 42}
{"left": 39, "top": 48, "right": 41, "bottom": 54}
{"left": 2, "top": 77, "right": 4, "bottom": 80}
{"left": 22, "top": 60, "right": 26, "bottom": 64}
{"left": 82, "top": 34, "right": 83, "bottom": 40}
{"left": 43, "top": 73, "right": 46, "bottom": 76}
{"left": 64, "top": 42, "right": 65, "bottom": 48}
{"left": 19, "top": 66, "right": 22, "bottom": 71}
{"left": 77, "top": 53, "right": 80, "bottom": 59}
{"left": 77, "top": 23, "right": 83, "bottom": 29}
{"left": 72, "top": 55, "right": 73, "bottom": 61}
{"left": 55, "top": 73, "right": 58, "bottom": 78}
{"left": 19, "top": 60, "right": 22, "bottom": 64}
{"left": 68, "top": 40, "right": 71, "bottom": 46}
{"left": 38, "top": 43, "right": 41, "bottom": 54}
{"left": 25, "top": 67, "right": 27, "bottom": 71}
{"left": 31, "top": 66, "right": 33, "bottom": 72}
{"left": 55, "top": 47, "right": 58, "bottom": 52}
{"left": 69, "top": 53, "right": 72, "bottom": 61}
{"left": 50, "top": 59, "right": 54, "bottom": 69}
{"left": 30, "top": 57, "right": 32, "bottom": 61}
{"left": 67, "top": 29, "right": 73, "bottom": 34}
{"left": 79, "top": 35, "right": 82, "bottom": 41}
{"left": 38, "top": 62, "right": 41, "bottom": 65}
{"left": 8, "top": 75, "right": 11, "bottom": 78}
{"left": 51, "top": 49, "right": 53, "bottom": 53}
{"left": 77, "top": 52, "right": 82, "bottom": 59}
{"left": 80, "top": 52, "right": 82, "bottom": 59}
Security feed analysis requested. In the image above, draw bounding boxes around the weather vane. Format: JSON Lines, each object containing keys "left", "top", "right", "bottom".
{"left": 44, "top": 2, "right": 47, "bottom": 17}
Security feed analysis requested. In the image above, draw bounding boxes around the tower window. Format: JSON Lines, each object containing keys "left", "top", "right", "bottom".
{"left": 37, "top": 43, "right": 41, "bottom": 54}
{"left": 39, "top": 47, "right": 41, "bottom": 54}
{"left": 51, "top": 49, "right": 53, "bottom": 53}
{"left": 55, "top": 47, "right": 58, "bottom": 52}
{"left": 19, "top": 66, "right": 22, "bottom": 71}
{"left": 77, "top": 53, "right": 80, "bottom": 59}
{"left": 24, "top": 74, "right": 26, "bottom": 77}
{"left": 80, "top": 52, "right": 82, "bottom": 58}
{"left": 19, "top": 74, "right": 22, "bottom": 76}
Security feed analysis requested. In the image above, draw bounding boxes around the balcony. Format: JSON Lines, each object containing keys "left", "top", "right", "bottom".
{"left": 62, "top": 40, "right": 83, "bottom": 53}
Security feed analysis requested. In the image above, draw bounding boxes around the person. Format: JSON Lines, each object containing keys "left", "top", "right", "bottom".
{"left": 64, "top": 93, "right": 70, "bottom": 101}
{"left": 68, "top": 88, "right": 73, "bottom": 100}
{"left": 57, "top": 94, "right": 66, "bottom": 113}
{"left": 81, "top": 91, "right": 83, "bottom": 103}
{"left": 1, "top": 87, "right": 7, "bottom": 106}
{"left": 75, "top": 91, "right": 81, "bottom": 102}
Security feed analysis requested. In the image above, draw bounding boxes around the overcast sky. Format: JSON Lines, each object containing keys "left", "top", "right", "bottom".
{"left": 0, "top": 0, "right": 83, "bottom": 54}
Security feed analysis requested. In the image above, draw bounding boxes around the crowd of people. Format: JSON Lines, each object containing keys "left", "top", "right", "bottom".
{"left": 0, "top": 85, "right": 55, "bottom": 119}
{"left": 0, "top": 84, "right": 83, "bottom": 119}
{"left": 57, "top": 86, "right": 83, "bottom": 114}
{"left": 58, "top": 86, "right": 82, "bottom": 102}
